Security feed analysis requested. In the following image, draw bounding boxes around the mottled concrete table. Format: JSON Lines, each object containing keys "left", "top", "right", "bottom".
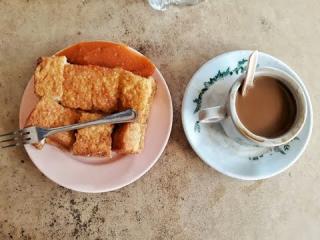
{"left": 0, "top": 0, "right": 319, "bottom": 239}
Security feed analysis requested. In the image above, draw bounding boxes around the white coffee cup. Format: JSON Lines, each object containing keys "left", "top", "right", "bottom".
{"left": 198, "top": 67, "right": 307, "bottom": 147}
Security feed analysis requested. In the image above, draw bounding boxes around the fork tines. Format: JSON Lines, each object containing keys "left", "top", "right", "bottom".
{"left": 0, "top": 129, "right": 31, "bottom": 149}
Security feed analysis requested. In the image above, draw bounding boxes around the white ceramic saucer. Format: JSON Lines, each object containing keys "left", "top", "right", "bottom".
{"left": 182, "top": 50, "right": 313, "bottom": 180}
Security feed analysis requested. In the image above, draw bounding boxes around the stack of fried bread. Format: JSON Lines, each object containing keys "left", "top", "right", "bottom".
{"left": 26, "top": 56, "right": 156, "bottom": 157}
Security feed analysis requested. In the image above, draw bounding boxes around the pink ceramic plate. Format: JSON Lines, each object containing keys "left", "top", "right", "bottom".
{"left": 19, "top": 45, "right": 173, "bottom": 193}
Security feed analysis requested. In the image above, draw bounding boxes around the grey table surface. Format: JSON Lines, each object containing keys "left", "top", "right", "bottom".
{"left": 0, "top": 0, "right": 319, "bottom": 239}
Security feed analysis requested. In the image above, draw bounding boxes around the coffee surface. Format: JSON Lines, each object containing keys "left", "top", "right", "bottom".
{"left": 236, "top": 76, "right": 296, "bottom": 138}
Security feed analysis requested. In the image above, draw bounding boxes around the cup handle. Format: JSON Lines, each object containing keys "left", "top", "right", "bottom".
{"left": 199, "top": 106, "right": 227, "bottom": 123}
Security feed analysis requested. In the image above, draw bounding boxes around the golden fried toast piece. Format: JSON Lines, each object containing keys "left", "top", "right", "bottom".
{"left": 62, "top": 65, "right": 120, "bottom": 112}
{"left": 26, "top": 97, "right": 80, "bottom": 149}
{"left": 112, "top": 71, "right": 156, "bottom": 154}
{"left": 112, "top": 123, "right": 146, "bottom": 154}
{"left": 62, "top": 65, "right": 93, "bottom": 110}
{"left": 34, "top": 56, "right": 120, "bottom": 113}
{"left": 72, "top": 112, "right": 114, "bottom": 157}
{"left": 118, "top": 70, "right": 156, "bottom": 123}
{"left": 34, "top": 56, "right": 67, "bottom": 101}
{"left": 91, "top": 67, "right": 120, "bottom": 113}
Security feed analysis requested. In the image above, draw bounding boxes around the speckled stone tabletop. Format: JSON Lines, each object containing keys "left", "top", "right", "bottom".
{"left": 0, "top": 0, "right": 320, "bottom": 239}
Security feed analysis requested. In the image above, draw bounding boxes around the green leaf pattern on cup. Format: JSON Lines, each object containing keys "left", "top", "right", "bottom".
{"left": 193, "top": 58, "right": 248, "bottom": 132}
{"left": 249, "top": 137, "right": 299, "bottom": 160}
{"left": 193, "top": 58, "right": 248, "bottom": 115}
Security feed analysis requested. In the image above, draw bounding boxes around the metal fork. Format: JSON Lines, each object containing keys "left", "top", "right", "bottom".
{"left": 0, "top": 109, "right": 136, "bottom": 149}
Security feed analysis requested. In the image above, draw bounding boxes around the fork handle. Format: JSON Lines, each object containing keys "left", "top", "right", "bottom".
{"left": 45, "top": 109, "right": 136, "bottom": 137}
